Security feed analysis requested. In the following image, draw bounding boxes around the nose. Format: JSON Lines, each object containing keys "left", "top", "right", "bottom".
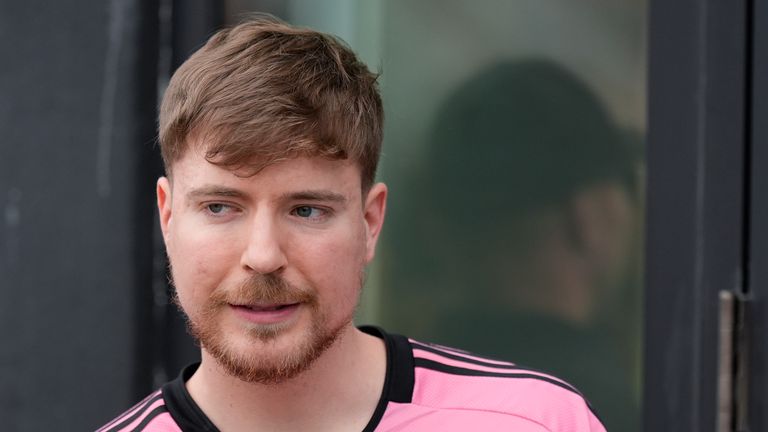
{"left": 240, "top": 213, "right": 288, "bottom": 275}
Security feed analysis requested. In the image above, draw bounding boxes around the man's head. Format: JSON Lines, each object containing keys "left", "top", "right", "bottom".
{"left": 156, "top": 16, "right": 387, "bottom": 384}
{"left": 159, "top": 14, "right": 383, "bottom": 190}
{"left": 422, "top": 59, "right": 640, "bottom": 322}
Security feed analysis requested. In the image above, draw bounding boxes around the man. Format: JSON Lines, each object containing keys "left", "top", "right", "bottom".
{"left": 99, "top": 16, "right": 606, "bottom": 432}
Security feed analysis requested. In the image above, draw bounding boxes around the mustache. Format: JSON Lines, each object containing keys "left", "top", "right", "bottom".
{"left": 212, "top": 273, "right": 316, "bottom": 305}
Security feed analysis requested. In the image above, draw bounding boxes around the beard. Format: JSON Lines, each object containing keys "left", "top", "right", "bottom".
{"left": 173, "top": 273, "right": 354, "bottom": 385}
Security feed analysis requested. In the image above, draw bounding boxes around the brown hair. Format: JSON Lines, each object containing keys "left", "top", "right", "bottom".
{"left": 159, "top": 14, "right": 383, "bottom": 189}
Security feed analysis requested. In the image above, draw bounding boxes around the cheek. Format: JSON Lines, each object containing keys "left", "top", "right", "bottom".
{"left": 295, "top": 227, "right": 367, "bottom": 304}
{"left": 167, "top": 222, "right": 242, "bottom": 308}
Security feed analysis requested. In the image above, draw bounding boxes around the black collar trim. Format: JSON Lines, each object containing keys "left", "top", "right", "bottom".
{"left": 162, "top": 364, "right": 220, "bottom": 432}
{"left": 161, "top": 326, "right": 415, "bottom": 432}
{"left": 358, "top": 325, "right": 415, "bottom": 432}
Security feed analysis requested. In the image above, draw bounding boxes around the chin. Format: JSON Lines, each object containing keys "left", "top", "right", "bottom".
{"left": 201, "top": 311, "right": 350, "bottom": 384}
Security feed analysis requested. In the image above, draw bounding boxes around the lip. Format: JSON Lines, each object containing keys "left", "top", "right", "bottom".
{"left": 229, "top": 303, "right": 301, "bottom": 325}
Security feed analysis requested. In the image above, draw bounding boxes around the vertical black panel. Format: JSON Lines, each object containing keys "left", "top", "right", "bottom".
{"left": 133, "top": 0, "right": 164, "bottom": 402}
{"left": 748, "top": 0, "right": 768, "bottom": 429}
{"left": 644, "top": 0, "right": 749, "bottom": 431}
{"left": 0, "top": 0, "right": 159, "bottom": 430}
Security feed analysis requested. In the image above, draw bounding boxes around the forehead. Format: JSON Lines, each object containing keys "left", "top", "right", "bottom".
{"left": 177, "top": 126, "right": 364, "bottom": 179}
{"left": 169, "top": 150, "right": 362, "bottom": 195}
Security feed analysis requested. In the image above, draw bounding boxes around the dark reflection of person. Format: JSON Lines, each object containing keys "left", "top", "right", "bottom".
{"left": 390, "top": 59, "right": 642, "bottom": 432}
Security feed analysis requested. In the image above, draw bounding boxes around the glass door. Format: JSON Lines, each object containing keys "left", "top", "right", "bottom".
{"left": 225, "top": 2, "right": 648, "bottom": 430}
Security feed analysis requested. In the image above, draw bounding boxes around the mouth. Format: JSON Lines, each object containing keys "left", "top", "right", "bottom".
{"left": 229, "top": 302, "right": 301, "bottom": 324}
{"left": 236, "top": 303, "right": 299, "bottom": 312}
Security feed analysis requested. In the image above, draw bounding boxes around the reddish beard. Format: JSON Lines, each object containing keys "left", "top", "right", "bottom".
{"left": 175, "top": 273, "right": 350, "bottom": 384}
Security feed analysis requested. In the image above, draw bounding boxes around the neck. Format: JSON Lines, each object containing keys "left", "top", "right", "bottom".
{"left": 187, "top": 324, "right": 387, "bottom": 432}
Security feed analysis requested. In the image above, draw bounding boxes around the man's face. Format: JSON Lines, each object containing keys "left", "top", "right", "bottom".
{"left": 157, "top": 148, "right": 386, "bottom": 384}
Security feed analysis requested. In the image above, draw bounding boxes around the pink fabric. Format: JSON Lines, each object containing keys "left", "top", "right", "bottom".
{"left": 402, "top": 345, "right": 607, "bottom": 432}
{"left": 407, "top": 368, "right": 604, "bottom": 431}
{"left": 375, "top": 401, "right": 551, "bottom": 431}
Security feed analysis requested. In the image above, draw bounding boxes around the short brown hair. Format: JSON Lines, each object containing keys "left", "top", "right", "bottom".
{"left": 159, "top": 15, "right": 383, "bottom": 189}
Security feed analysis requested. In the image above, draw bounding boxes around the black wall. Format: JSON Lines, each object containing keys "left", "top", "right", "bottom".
{"left": 644, "top": 0, "right": 755, "bottom": 431}
{"left": 0, "top": 1, "right": 160, "bottom": 429}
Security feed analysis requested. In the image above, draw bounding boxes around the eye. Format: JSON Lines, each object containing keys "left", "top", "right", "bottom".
{"left": 208, "top": 203, "right": 226, "bottom": 214}
{"left": 291, "top": 205, "right": 329, "bottom": 222}
{"left": 204, "top": 203, "right": 236, "bottom": 216}
{"left": 294, "top": 206, "right": 318, "bottom": 218}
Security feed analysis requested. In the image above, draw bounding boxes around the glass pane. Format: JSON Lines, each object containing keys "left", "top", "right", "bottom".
{"left": 226, "top": 2, "right": 646, "bottom": 430}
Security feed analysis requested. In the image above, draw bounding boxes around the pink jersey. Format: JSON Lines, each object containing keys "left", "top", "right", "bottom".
{"left": 98, "top": 326, "right": 606, "bottom": 431}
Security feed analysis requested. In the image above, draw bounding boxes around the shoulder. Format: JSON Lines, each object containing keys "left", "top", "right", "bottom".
{"left": 404, "top": 338, "right": 606, "bottom": 432}
{"left": 96, "top": 389, "right": 181, "bottom": 432}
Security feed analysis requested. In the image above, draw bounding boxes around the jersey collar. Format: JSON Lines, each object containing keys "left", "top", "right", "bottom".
{"left": 161, "top": 325, "right": 415, "bottom": 432}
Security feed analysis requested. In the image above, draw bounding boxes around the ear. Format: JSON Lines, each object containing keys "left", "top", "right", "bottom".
{"left": 157, "top": 177, "right": 173, "bottom": 243}
{"left": 362, "top": 182, "right": 388, "bottom": 262}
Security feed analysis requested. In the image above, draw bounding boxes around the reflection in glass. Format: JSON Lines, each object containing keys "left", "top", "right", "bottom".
{"left": 386, "top": 59, "right": 642, "bottom": 431}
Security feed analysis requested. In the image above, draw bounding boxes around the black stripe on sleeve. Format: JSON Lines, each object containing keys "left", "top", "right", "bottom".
{"left": 98, "top": 392, "right": 158, "bottom": 432}
{"left": 411, "top": 341, "right": 574, "bottom": 384}
{"left": 412, "top": 341, "right": 475, "bottom": 356}
{"left": 414, "top": 358, "right": 581, "bottom": 395}
{"left": 130, "top": 405, "right": 168, "bottom": 432}
{"left": 411, "top": 341, "right": 525, "bottom": 370}
{"left": 103, "top": 394, "right": 164, "bottom": 432}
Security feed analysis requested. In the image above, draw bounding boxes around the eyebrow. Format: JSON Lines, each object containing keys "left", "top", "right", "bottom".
{"left": 185, "top": 186, "right": 347, "bottom": 204}
{"left": 186, "top": 185, "right": 247, "bottom": 201}
{"left": 281, "top": 190, "right": 348, "bottom": 204}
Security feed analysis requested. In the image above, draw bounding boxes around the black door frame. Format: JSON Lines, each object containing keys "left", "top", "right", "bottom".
{"left": 747, "top": 0, "right": 768, "bottom": 430}
{"left": 644, "top": 0, "right": 757, "bottom": 431}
